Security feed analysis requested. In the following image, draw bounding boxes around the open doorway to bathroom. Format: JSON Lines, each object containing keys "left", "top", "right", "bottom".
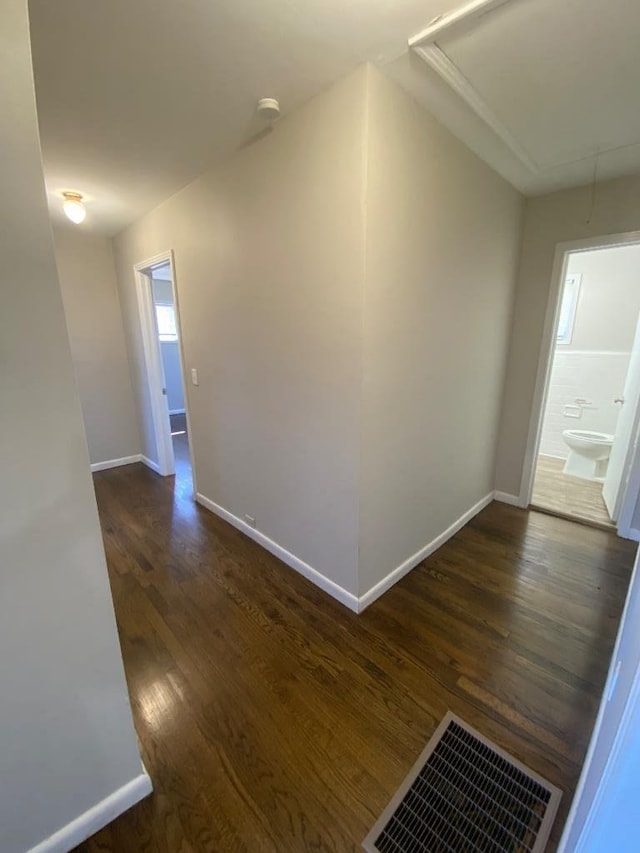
{"left": 530, "top": 241, "right": 640, "bottom": 530}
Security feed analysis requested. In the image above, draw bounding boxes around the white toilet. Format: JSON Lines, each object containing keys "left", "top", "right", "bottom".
{"left": 562, "top": 430, "right": 614, "bottom": 480}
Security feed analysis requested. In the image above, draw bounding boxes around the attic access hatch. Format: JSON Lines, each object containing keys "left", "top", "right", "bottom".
{"left": 409, "top": 0, "right": 640, "bottom": 191}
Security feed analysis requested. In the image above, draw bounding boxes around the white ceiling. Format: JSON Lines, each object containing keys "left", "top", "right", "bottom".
{"left": 29, "top": 0, "right": 460, "bottom": 234}
{"left": 29, "top": 0, "right": 640, "bottom": 235}
{"left": 387, "top": 0, "right": 640, "bottom": 197}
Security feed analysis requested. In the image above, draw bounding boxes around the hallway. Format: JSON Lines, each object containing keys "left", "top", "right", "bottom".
{"left": 77, "top": 467, "right": 636, "bottom": 851}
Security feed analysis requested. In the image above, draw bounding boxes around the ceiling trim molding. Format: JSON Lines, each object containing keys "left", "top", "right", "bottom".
{"left": 408, "top": 0, "right": 516, "bottom": 48}
{"left": 412, "top": 43, "right": 538, "bottom": 172}
{"left": 409, "top": 0, "right": 538, "bottom": 174}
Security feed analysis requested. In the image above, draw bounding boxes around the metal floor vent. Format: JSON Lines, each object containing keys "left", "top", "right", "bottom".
{"left": 363, "top": 712, "right": 561, "bottom": 853}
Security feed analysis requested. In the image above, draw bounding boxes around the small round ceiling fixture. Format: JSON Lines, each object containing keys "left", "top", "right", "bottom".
{"left": 257, "top": 98, "right": 280, "bottom": 121}
{"left": 62, "top": 191, "right": 86, "bottom": 224}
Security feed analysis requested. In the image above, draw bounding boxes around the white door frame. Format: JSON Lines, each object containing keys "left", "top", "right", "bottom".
{"left": 520, "top": 229, "right": 640, "bottom": 539}
{"left": 133, "top": 250, "right": 196, "bottom": 490}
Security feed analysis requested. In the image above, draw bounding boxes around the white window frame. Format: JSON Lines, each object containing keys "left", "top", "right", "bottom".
{"left": 556, "top": 272, "right": 581, "bottom": 345}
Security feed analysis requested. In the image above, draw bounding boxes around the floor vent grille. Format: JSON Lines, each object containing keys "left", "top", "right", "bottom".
{"left": 363, "top": 712, "right": 561, "bottom": 853}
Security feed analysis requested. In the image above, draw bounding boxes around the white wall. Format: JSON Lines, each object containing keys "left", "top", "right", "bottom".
{"left": 151, "top": 278, "right": 185, "bottom": 413}
{"left": 151, "top": 277, "right": 172, "bottom": 303}
{"left": 160, "top": 342, "right": 185, "bottom": 412}
{"left": 0, "top": 3, "right": 148, "bottom": 851}
{"left": 53, "top": 226, "right": 140, "bottom": 465}
{"left": 564, "top": 245, "right": 640, "bottom": 353}
{"left": 114, "top": 67, "right": 368, "bottom": 598}
{"left": 359, "top": 67, "right": 524, "bottom": 595}
{"left": 540, "top": 352, "right": 630, "bottom": 458}
{"left": 539, "top": 244, "right": 640, "bottom": 457}
{"left": 496, "top": 174, "right": 640, "bottom": 497}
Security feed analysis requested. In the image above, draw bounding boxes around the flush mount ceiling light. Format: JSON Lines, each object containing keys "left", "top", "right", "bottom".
{"left": 62, "top": 191, "right": 86, "bottom": 224}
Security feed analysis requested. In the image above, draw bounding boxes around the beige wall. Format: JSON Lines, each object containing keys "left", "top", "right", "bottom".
{"left": 496, "top": 174, "right": 640, "bottom": 497}
{"left": 53, "top": 226, "right": 140, "bottom": 464}
{"left": 0, "top": 3, "right": 146, "bottom": 851}
{"left": 113, "top": 67, "right": 368, "bottom": 596}
{"left": 113, "top": 64, "right": 526, "bottom": 603}
{"left": 359, "top": 67, "right": 524, "bottom": 594}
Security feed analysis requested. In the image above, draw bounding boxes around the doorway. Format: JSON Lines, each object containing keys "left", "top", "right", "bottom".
{"left": 133, "top": 251, "right": 194, "bottom": 496}
{"left": 528, "top": 239, "right": 640, "bottom": 534}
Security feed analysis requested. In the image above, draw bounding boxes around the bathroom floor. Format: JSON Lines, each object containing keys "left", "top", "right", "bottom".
{"left": 531, "top": 454, "right": 614, "bottom": 529}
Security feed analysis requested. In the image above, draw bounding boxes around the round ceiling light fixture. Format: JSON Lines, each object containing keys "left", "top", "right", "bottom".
{"left": 62, "top": 191, "right": 86, "bottom": 224}
{"left": 256, "top": 97, "right": 280, "bottom": 122}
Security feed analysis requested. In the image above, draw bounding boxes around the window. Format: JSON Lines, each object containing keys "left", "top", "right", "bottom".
{"left": 556, "top": 272, "right": 581, "bottom": 345}
{"left": 155, "top": 303, "right": 177, "bottom": 341}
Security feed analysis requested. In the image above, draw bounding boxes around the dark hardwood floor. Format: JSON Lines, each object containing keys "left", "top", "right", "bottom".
{"left": 75, "top": 453, "right": 636, "bottom": 852}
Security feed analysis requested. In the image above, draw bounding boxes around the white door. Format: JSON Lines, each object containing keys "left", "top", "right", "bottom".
{"left": 603, "top": 314, "right": 640, "bottom": 520}
{"left": 134, "top": 260, "right": 176, "bottom": 476}
{"left": 558, "top": 548, "right": 640, "bottom": 851}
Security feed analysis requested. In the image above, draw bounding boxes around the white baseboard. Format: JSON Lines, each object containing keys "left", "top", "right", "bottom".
{"left": 196, "top": 491, "right": 496, "bottom": 614}
{"left": 357, "top": 491, "right": 495, "bottom": 612}
{"left": 494, "top": 490, "right": 524, "bottom": 507}
{"left": 141, "top": 455, "right": 162, "bottom": 474}
{"left": 625, "top": 527, "right": 640, "bottom": 542}
{"left": 27, "top": 771, "right": 152, "bottom": 853}
{"left": 96, "top": 454, "right": 163, "bottom": 476}
{"left": 195, "top": 492, "right": 359, "bottom": 612}
{"left": 90, "top": 454, "right": 142, "bottom": 473}
{"left": 169, "top": 408, "right": 186, "bottom": 415}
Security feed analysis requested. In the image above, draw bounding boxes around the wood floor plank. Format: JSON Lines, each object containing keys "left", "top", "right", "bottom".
{"left": 532, "top": 454, "right": 614, "bottom": 528}
{"left": 74, "top": 457, "right": 636, "bottom": 852}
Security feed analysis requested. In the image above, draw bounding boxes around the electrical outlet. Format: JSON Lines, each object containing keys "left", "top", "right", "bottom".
{"left": 245, "top": 514, "right": 256, "bottom": 528}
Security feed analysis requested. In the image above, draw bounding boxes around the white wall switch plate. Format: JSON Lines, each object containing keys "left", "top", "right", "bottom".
{"left": 191, "top": 368, "right": 199, "bottom": 386}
